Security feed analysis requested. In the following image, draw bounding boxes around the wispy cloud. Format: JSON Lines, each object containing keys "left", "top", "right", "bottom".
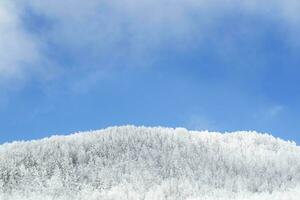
{"left": 253, "top": 104, "right": 285, "bottom": 123}
{"left": 268, "top": 105, "right": 284, "bottom": 118}
{"left": 185, "top": 114, "right": 217, "bottom": 131}
{"left": 0, "top": 1, "right": 40, "bottom": 84}
{"left": 1, "top": 0, "right": 300, "bottom": 88}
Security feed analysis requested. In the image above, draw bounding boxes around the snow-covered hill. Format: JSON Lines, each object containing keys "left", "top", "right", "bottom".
{"left": 0, "top": 126, "right": 299, "bottom": 200}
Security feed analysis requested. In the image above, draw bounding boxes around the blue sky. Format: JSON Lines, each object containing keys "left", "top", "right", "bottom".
{"left": 1, "top": 0, "right": 300, "bottom": 144}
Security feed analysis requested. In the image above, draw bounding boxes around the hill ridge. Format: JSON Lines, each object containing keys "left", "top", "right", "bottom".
{"left": 0, "top": 126, "right": 299, "bottom": 200}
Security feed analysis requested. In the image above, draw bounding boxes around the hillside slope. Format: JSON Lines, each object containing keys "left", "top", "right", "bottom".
{"left": 0, "top": 126, "right": 300, "bottom": 200}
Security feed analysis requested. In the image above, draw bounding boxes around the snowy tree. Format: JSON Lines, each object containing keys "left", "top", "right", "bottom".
{"left": 0, "top": 126, "right": 299, "bottom": 199}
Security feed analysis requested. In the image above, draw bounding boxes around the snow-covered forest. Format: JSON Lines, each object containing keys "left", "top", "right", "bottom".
{"left": 0, "top": 126, "right": 299, "bottom": 200}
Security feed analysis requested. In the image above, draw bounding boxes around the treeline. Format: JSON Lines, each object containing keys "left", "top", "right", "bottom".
{"left": 0, "top": 126, "right": 299, "bottom": 199}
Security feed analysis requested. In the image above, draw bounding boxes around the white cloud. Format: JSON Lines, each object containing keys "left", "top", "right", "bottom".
{"left": 1, "top": 0, "right": 300, "bottom": 86}
{"left": 0, "top": 1, "right": 40, "bottom": 84}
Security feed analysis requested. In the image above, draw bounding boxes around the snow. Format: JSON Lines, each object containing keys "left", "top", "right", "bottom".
{"left": 0, "top": 126, "right": 299, "bottom": 200}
